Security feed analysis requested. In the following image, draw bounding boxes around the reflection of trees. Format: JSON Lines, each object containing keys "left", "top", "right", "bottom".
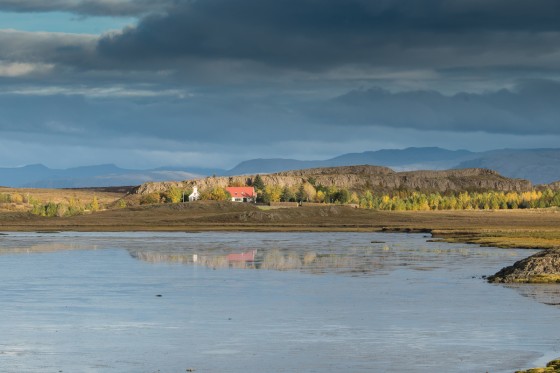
{"left": 0, "top": 242, "right": 89, "bottom": 255}
{"left": 129, "top": 247, "right": 391, "bottom": 275}
{"left": 130, "top": 251, "right": 194, "bottom": 264}
{"left": 129, "top": 251, "right": 254, "bottom": 269}
{"left": 261, "top": 250, "right": 301, "bottom": 270}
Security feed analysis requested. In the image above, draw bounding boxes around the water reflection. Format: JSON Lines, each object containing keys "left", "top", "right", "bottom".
{"left": 126, "top": 243, "right": 521, "bottom": 277}
{"left": 507, "top": 283, "right": 560, "bottom": 306}
{"left": 1, "top": 231, "right": 559, "bottom": 373}
{"left": 0, "top": 242, "right": 92, "bottom": 254}
{"left": 0, "top": 231, "right": 556, "bottom": 308}
{"left": 129, "top": 248, "right": 388, "bottom": 274}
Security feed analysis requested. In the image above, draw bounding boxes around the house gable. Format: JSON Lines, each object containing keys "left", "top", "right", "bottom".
{"left": 225, "top": 186, "right": 256, "bottom": 202}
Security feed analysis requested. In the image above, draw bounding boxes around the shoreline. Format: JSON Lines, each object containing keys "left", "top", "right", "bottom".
{"left": 1, "top": 204, "right": 560, "bottom": 251}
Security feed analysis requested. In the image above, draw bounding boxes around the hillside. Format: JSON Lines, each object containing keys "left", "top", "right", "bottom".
{"left": 135, "top": 165, "right": 532, "bottom": 196}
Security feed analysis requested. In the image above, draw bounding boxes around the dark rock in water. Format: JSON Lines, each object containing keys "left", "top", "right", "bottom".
{"left": 515, "top": 358, "right": 560, "bottom": 373}
{"left": 488, "top": 249, "right": 560, "bottom": 284}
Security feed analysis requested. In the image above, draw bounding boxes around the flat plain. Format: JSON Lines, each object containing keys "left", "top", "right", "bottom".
{"left": 1, "top": 198, "right": 559, "bottom": 251}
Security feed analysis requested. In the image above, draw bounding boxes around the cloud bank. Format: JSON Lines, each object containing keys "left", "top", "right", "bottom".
{"left": 0, "top": 0, "right": 559, "bottom": 168}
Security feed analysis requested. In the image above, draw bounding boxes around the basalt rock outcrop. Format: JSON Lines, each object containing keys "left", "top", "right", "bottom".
{"left": 547, "top": 181, "right": 560, "bottom": 190}
{"left": 134, "top": 165, "right": 532, "bottom": 196}
{"left": 488, "top": 249, "right": 560, "bottom": 284}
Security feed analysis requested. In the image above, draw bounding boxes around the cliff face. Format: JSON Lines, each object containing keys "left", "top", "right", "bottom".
{"left": 134, "top": 165, "right": 532, "bottom": 195}
{"left": 547, "top": 181, "right": 560, "bottom": 190}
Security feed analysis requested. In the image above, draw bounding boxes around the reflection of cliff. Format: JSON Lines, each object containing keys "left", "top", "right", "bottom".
{"left": 129, "top": 250, "right": 257, "bottom": 269}
{"left": 510, "top": 284, "right": 560, "bottom": 307}
{"left": 129, "top": 247, "right": 390, "bottom": 274}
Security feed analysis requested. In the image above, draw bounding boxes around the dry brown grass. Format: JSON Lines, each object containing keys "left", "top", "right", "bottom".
{"left": 1, "top": 201, "right": 560, "bottom": 250}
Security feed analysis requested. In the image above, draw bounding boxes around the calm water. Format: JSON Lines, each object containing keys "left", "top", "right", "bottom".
{"left": 0, "top": 232, "right": 559, "bottom": 373}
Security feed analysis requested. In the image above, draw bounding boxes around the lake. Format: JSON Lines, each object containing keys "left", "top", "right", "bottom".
{"left": 1, "top": 231, "right": 559, "bottom": 372}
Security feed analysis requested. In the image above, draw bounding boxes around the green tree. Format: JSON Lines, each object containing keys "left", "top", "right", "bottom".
{"left": 360, "top": 190, "right": 374, "bottom": 209}
{"left": 67, "top": 197, "right": 84, "bottom": 216}
{"left": 45, "top": 202, "right": 58, "bottom": 217}
{"left": 296, "top": 185, "right": 305, "bottom": 202}
{"left": 253, "top": 175, "right": 265, "bottom": 191}
{"left": 31, "top": 201, "right": 43, "bottom": 216}
{"left": 280, "top": 186, "right": 295, "bottom": 202}
{"left": 331, "top": 188, "right": 350, "bottom": 204}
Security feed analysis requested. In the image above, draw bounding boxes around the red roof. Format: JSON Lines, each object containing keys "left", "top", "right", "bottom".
{"left": 226, "top": 186, "right": 256, "bottom": 198}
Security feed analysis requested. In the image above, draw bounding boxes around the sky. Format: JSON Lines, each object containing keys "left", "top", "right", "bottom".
{"left": 1, "top": 0, "right": 560, "bottom": 170}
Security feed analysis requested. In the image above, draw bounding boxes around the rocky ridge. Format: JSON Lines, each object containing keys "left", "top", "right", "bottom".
{"left": 547, "top": 181, "right": 560, "bottom": 190}
{"left": 489, "top": 249, "right": 560, "bottom": 283}
{"left": 134, "top": 165, "right": 532, "bottom": 195}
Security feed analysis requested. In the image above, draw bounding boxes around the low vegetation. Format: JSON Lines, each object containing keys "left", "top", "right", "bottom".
{"left": 0, "top": 187, "right": 125, "bottom": 217}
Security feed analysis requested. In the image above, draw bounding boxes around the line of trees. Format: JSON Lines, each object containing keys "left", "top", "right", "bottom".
{"left": 138, "top": 186, "right": 232, "bottom": 205}
{"left": 0, "top": 192, "right": 104, "bottom": 217}
{"left": 139, "top": 176, "right": 560, "bottom": 211}
{"left": 247, "top": 177, "right": 560, "bottom": 210}
{"left": 29, "top": 196, "right": 101, "bottom": 217}
{"left": 357, "top": 189, "right": 560, "bottom": 211}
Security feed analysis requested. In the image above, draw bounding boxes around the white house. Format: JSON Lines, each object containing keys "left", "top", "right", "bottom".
{"left": 188, "top": 186, "right": 200, "bottom": 201}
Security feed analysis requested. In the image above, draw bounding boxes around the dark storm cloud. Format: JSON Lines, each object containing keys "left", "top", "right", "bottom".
{"left": 96, "top": 0, "right": 560, "bottom": 71}
{"left": 2, "top": 0, "right": 560, "bottom": 170}
{"left": 317, "top": 79, "right": 560, "bottom": 135}
{"left": 0, "top": 91, "right": 307, "bottom": 148}
{"left": 0, "top": 0, "right": 174, "bottom": 17}
{"left": 1, "top": 79, "right": 559, "bottom": 150}
{"left": 3, "top": 0, "right": 560, "bottom": 82}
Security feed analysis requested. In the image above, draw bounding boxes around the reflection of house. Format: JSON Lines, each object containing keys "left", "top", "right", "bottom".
{"left": 226, "top": 186, "right": 256, "bottom": 202}
{"left": 189, "top": 186, "right": 200, "bottom": 201}
{"left": 227, "top": 250, "right": 257, "bottom": 262}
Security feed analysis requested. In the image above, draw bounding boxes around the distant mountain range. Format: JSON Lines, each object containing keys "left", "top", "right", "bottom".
{"left": 1, "top": 147, "right": 559, "bottom": 188}
{"left": 0, "top": 164, "right": 220, "bottom": 189}
{"left": 225, "top": 147, "right": 560, "bottom": 184}
{"left": 225, "top": 147, "right": 476, "bottom": 175}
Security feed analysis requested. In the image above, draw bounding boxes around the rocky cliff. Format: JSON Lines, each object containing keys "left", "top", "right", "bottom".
{"left": 134, "top": 165, "right": 532, "bottom": 195}
{"left": 547, "top": 181, "right": 560, "bottom": 190}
